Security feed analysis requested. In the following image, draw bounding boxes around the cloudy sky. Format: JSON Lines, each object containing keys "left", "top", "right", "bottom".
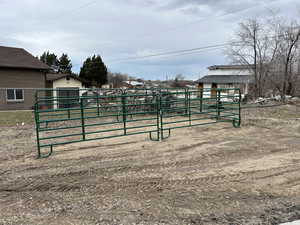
{"left": 0, "top": 0, "right": 299, "bottom": 80}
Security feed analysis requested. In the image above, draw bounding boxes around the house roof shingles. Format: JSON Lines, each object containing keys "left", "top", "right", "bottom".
{"left": 197, "top": 75, "right": 254, "bottom": 84}
{"left": 0, "top": 46, "right": 50, "bottom": 70}
{"left": 46, "top": 73, "right": 86, "bottom": 83}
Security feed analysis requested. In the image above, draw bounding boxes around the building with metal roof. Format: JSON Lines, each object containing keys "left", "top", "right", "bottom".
{"left": 197, "top": 64, "right": 254, "bottom": 98}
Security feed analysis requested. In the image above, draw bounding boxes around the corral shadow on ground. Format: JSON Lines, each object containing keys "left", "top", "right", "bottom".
{"left": 0, "top": 105, "right": 300, "bottom": 225}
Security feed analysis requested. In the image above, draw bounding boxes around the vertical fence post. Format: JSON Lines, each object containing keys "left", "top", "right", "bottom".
{"left": 67, "top": 95, "right": 71, "bottom": 118}
{"left": 159, "top": 94, "right": 164, "bottom": 139}
{"left": 121, "top": 93, "right": 127, "bottom": 135}
{"left": 199, "top": 88, "right": 203, "bottom": 113}
{"left": 96, "top": 93, "right": 100, "bottom": 117}
{"left": 34, "top": 103, "right": 41, "bottom": 158}
{"left": 238, "top": 89, "right": 241, "bottom": 125}
{"left": 156, "top": 94, "right": 160, "bottom": 140}
{"left": 184, "top": 88, "right": 188, "bottom": 116}
{"left": 216, "top": 90, "right": 221, "bottom": 120}
{"left": 80, "top": 98, "right": 86, "bottom": 141}
{"left": 35, "top": 91, "right": 38, "bottom": 105}
{"left": 188, "top": 91, "right": 191, "bottom": 126}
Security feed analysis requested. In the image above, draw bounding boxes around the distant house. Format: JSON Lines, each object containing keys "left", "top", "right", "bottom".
{"left": 101, "top": 84, "right": 113, "bottom": 89}
{"left": 124, "top": 80, "right": 145, "bottom": 88}
{"left": 0, "top": 46, "right": 50, "bottom": 110}
{"left": 197, "top": 64, "right": 254, "bottom": 97}
{"left": 112, "top": 81, "right": 132, "bottom": 89}
{"left": 173, "top": 80, "right": 197, "bottom": 89}
{"left": 46, "top": 74, "right": 87, "bottom": 109}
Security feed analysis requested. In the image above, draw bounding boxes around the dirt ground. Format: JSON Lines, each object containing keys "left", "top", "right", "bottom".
{"left": 0, "top": 105, "right": 300, "bottom": 225}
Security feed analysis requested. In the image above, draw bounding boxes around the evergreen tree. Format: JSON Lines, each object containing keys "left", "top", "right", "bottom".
{"left": 79, "top": 55, "right": 108, "bottom": 87}
{"left": 39, "top": 51, "right": 59, "bottom": 72}
{"left": 58, "top": 53, "right": 72, "bottom": 74}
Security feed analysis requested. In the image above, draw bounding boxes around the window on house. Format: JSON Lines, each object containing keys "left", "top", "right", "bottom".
{"left": 6, "top": 89, "right": 24, "bottom": 102}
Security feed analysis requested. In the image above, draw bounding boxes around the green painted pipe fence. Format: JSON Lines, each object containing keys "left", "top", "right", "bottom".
{"left": 34, "top": 88, "right": 241, "bottom": 158}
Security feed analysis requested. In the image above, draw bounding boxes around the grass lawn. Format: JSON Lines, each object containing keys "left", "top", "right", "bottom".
{"left": 0, "top": 108, "right": 114, "bottom": 127}
{"left": 0, "top": 111, "right": 34, "bottom": 127}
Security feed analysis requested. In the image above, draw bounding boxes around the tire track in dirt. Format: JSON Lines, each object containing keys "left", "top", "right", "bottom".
{"left": 255, "top": 168, "right": 300, "bottom": 180}
{"left": 13, "top": 140, "right": 217, "bottom": 178}
{"left": 2, "top": 140, "right": 300, "bottom": 198}
{"left": 93, "top": 164, "right": 300, "bottom": 192}
{"left": 280, "top": 176, "right": 300, "bottom": 189}
{"left": 3, "top": 149, "right": 299, "bottom": 196}
{"left": 110, "top": 137, "right": 298, "bottom": 177}
{"left": 78, "top": 140, "right": 234, "bottom": 171}
{"left": 1, "top": 168, "right": 290, "bottom": 191}
{"left": 103, "top": 166, "right": 300, "bottom": 194}
{"left": 3, "top": 164, "right": 298, "bottom": 195}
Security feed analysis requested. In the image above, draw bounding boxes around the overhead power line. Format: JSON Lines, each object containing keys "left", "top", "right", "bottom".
{"left": 72, "top": 45, "right": 226, "bottom": 67}
{"left": 132, "top": 45, "right": 228, "bottom": 61}
{"left": 74, "top": 27, "right": 300, "bottom": 67}
{"left": 107, "top": 27, "right": 300, "bottom": 64}
{"left": 107, "top": 42, "right": 240, "bottom": 63}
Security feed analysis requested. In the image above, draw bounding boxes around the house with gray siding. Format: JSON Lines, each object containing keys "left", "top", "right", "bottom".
{"left": 197, "top": 64, "right": 254, "bottom": 98}
{"left": 0, "top": 46, "right": 50, "bottom": 110}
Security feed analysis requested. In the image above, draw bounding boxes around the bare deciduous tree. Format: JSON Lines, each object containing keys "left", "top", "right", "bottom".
{"left": 226, "top": 13, "right": 300, "bottom": 100}
{"left": 277, "top": 23, "right": 300, "bottom": 100}
{"left": 226, "top": 19, "right": 276, "bottom": 98}
{"left": 107, "top": 72, "right": 129, "bottom": 88}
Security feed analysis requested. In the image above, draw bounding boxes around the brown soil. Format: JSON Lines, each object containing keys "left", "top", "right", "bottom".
{"left": 0, "top": 105, "right": 300, "bottom": 225}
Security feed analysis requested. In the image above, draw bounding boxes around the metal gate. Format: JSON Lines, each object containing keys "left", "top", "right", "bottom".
{"left": 34, "top": 88, "right": 241, "bottom": 158}
{"left": 57, "top": 87, "right": 80, "bottom": 108}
